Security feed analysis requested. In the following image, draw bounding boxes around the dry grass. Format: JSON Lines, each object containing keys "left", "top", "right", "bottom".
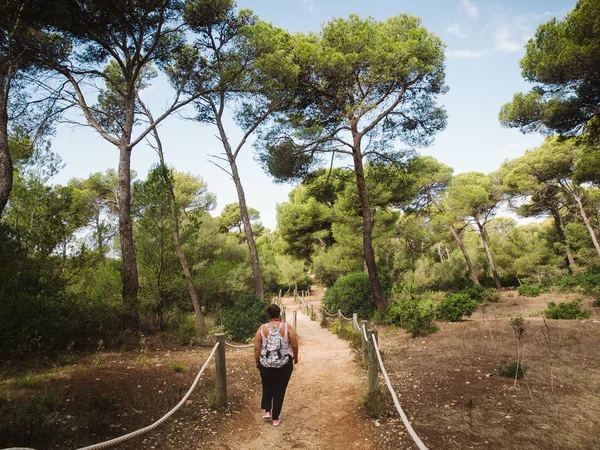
{"left": 374, "top": 294, "right": 600, "bottom": 450}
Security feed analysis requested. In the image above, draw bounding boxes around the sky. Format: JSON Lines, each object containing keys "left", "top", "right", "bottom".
{"left": 50, "top": 0, "right": 578, "bottom": 229}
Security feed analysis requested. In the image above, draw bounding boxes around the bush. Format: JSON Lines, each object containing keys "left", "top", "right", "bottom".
{"left": 544, "top": 301, "right": 591, "bottom": 320}
{"left": 518, "top": 284, "right": 541, "bottom": 297}
{"left": 435, "top": 293, "right": 477, "bottom": 322}
{"left": 498, "top": 360, "right": 528, "bottom": 379}
{"left": 386, "top": 300, "right": 437, "bottom": 337}
{"left": 322, "top": 272, "right": 377, "bottom": 319}
{"left": 172, "top": 312, "right": 198, "bottom": 345}
{"left": 459, "top": 285, "right": 499, "bottom": 303}
{"left": 221, "top": 293, "right": 268, "bottom": 342}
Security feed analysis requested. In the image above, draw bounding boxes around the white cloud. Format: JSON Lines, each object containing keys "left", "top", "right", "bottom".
{"left": 460, "top": 0, "right": 479, "bottom": 19}
{"left": 494, "top": 26, "right": 523, "bottom": 52}
{"left": 446, "top": 48, "right": 491, "bottom": 59}
{"left": 447, "top": 22, "right": 467, "bottom": 38}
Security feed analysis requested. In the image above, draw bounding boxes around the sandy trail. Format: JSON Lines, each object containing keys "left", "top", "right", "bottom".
{"left": 209, "top": 288, "right": 375, "bottom": 450}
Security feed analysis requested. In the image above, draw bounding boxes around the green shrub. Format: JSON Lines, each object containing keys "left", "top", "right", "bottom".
{"left": 322, "top": 272, "right": 377, "bottom": 319}
{"left": 386, "top": 300, "right": 437, "bottom": 337}
{"left": 172, "top": 312, "right": 198, "bottom": 345}
{"left": 221, "top": 293, "right": 268, "bottom": 342}
{"left": 459, "top": 285, "right": 499, "bottom": 303}
{"left": 544, "top": 301, "right": 591, "bottom": 320}
{"left": 593, "top": 298, "right": 600, "bottom": 308}
{"left": 171, "top": 363, "right": 187, "bottom": 373}
{"left": 498, "top": 360, "right": 528, "bottom": 379}
{"left": 518, "top": 284, "right": 541, "bottom": 297}
{"left": 435, "top": 293, "right": 477, "bottom": 322}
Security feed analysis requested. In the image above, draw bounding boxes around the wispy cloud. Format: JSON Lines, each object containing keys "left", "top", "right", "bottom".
{"left": 447, "top": 22, "right": 467, "bottom": 38}
{"left": 302, "top": 0, "right": 315, "bottom": 12}
{"left": 446, "top": 48, "right": 491, "bottom": 59}
{"left": 494, "top": 26, "right": 522, "bottom": 52}
{"left": 460, "top": 0, "right": 479, "bottom": 19}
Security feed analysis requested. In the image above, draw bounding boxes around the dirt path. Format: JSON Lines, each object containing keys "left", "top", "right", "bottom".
{"left": 209, "top": 288, "right": 375, "bottom": 450}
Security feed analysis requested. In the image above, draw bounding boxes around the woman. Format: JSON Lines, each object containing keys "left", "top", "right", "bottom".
{"left": 254, "top": 304, "right": 298, "bottom": 426}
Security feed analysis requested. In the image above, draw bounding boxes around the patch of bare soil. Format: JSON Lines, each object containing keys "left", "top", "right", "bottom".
{"left": 373, "top": 292, "right": 600, "bottom": 450}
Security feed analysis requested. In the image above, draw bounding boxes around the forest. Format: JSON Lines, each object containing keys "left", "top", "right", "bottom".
{"left": 1, "top": 0, "right": 600, "bottom": 448}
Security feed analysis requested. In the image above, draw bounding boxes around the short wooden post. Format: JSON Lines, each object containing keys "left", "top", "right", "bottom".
{"left": 293, "top": 310, "right": 297, "bottom": 330}
{"left": 360, "top": 320, "right": 368, "bottom": 363}
{"left": 214, "top": 333, "right": 227, "bottom": 407}
{"left": 310, "top": 304, "right": 315, "bottom": 321}
{"left": 367, "top": 329, "right": 379, "bottom": 395}
{"left": 337, "top": 309, "right": 342, "bottom": 329}
{"left": 279, "top": 289, "right": 282, "bottom": 301}
{"left": 281, "top": 306, "right": 287, "bottom": 323}
{"left": 352, "top": 313, "right": 358, "bottom": 331}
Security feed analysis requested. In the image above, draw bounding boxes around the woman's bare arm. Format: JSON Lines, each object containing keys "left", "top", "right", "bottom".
{"left": 254, "top": 326, "right": 263, "bottom": 368}
{"left": 288, "top": 325, "right": 299, "bottom": 364}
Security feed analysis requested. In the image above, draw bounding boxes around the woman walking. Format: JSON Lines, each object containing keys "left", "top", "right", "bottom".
{"left": 254, "top": 304, "right": 298, "bottom": 426}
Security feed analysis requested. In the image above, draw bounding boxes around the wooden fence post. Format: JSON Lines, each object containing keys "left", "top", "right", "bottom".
{"left": 282, "top": 306, "right": 287, "bottom": 323}
{"left": 337, "top": 309, "right": 342, "bottom": 329}
{"left": 360, "top": 320, "right": 368, "bottom": 363}
{"left": 214, "top": 333, "right": 227, "bottom": 408}
{"left": 310, "top": 305, "right": 315, "bottom": 321}
{"left": 352, "top": 313, "right": 358, "bottom": 331}
{"left": 367, "top": 329, "right": 379, "bottom": 395}
{"left": 293, "top": 310, "right": 297, "bottom": 331}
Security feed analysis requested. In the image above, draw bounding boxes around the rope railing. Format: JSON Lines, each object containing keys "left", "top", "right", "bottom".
{"left": 76, "top": 342, "right": 220, "bottom": 450}
{"left": 224, "top": 342, "right": 254, "bottom": 349}
{"left": 369, "top": 331, "right": 428, "bottom": 450}
{"left": 340, "top": 312, "right": 353, "bottom": 321}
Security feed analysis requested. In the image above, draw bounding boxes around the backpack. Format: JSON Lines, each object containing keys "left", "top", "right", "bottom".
{"left": 259, "top": 323, "right": 289, "bottom": 368}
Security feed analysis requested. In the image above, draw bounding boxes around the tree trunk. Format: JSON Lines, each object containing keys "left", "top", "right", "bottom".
{"left": 118, "top": 143, "right": 139, "bottom": 323}
{"left": 0, "top": 83, "right": 12, "bottom": 217}
{"left": 551, "top": 208, "right": 577, "bottom": 270}
{"left": 475, "top": 220, "right": 501, "bottom": 289}
{"left": 450, "top": 224, "right": 480, "bottom": 285}
{"left": 352, "top": 136, "right": 385, "bottom": 311}
{"left": 156, "top": 158, "right": 207, "bottom": 334}
{"left": 572, "top": 190, "right": 600, "bottom": 258}
{"left": 214, "top": 115, "right": 264, "bottom": 299}
{"left": 230, "top": 157, "right": 264, "bottom": 299}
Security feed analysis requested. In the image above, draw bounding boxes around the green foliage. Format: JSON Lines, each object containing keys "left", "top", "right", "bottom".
{"left": 172, "top": 363, "right": 187, "bottom": 373}
{"left": 544, "top": 301, "right": 591, "bottom": 320}
{"left": 221, "top": 293, "right": 268, "bottom": 342}
{"left": 435, "top": 293, "right": 477, "bottom": 322}
{"left": 459, "top": 285, "right": 500, "bottom": 303}
{"left": 498, "top": 360, "right": 528, "bottom": 379}
{"left": 499, "top": 0, "right": 600, "bottom": 139}
{"left": 386, "top": 299, "right": 438, "bottom": 337}
{"left": 330, "top": 322, "right": 362, "bottom": 353}
{"left": 518, "top": 284, "right": 541, "bottom": 297}
{"left": 171, "top": 312, "right": 199, "bottom": 346}
{"left": 322, "top": 272, "right": 377, "bottom": 319}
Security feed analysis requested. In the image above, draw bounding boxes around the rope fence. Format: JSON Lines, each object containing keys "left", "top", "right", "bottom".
{"left": 370, "top": 332, "right": 427, "bottom": 450}
{"left": 8, "top": 292, "right": 425, "bottom": 450}
{"left": 76, "top": 342, "right": 220, "bottom": 450}
{"left": 315, "top": 300, "right": 428, "bottom": 450}
{"left": 6, "top": 335, "right": 258, "bottom": 450}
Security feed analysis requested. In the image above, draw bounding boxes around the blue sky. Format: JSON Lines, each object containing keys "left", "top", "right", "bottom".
{"left": 51, "top": 0, "right": 577, "bottom": 229}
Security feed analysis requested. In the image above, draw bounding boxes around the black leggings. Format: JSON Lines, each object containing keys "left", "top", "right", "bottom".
{"left": 258, "top": 357, "right": 293, "bottom": 420}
